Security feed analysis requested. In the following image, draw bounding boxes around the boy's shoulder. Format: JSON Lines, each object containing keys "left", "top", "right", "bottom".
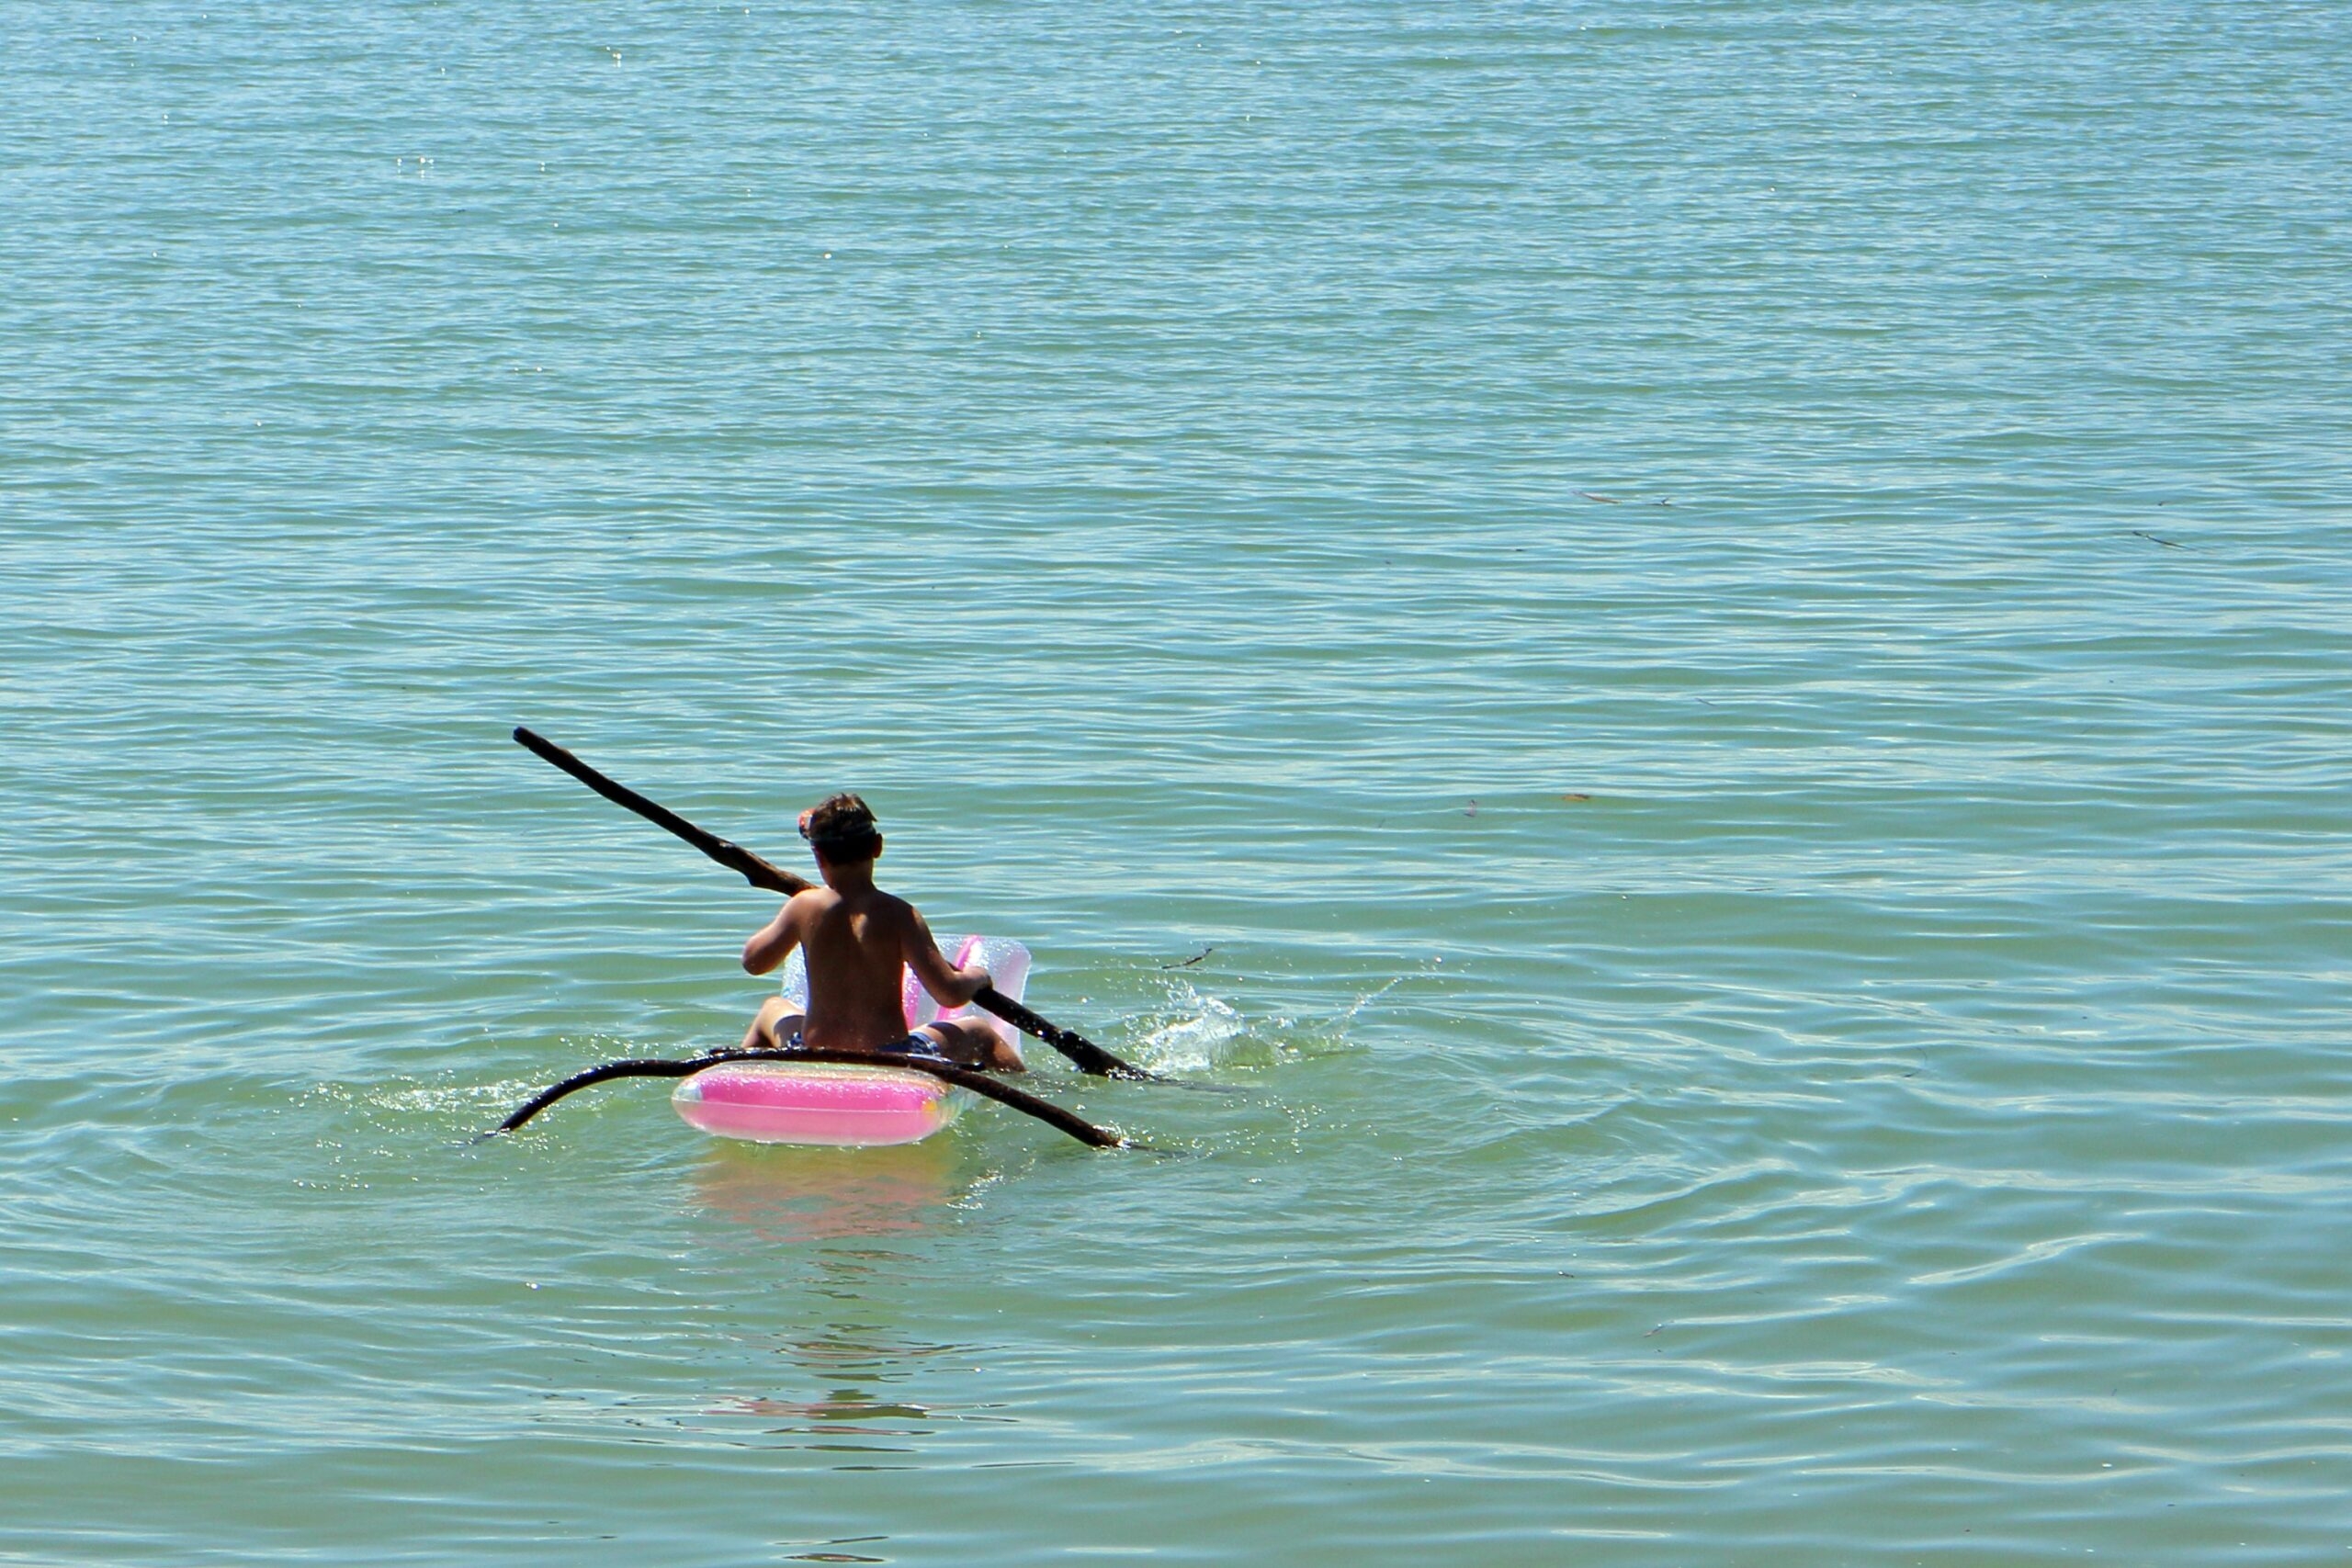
{"left": 878, "top": 887, "right": 936, "bottom": 939}
{"left": 786, "top": 885, "right": 846, "bottom": 923}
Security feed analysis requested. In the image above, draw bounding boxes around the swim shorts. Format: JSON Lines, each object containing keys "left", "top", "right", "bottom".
{"left": 877, "top": 1030, "right": 952, "bottom": 1062}
{"left": 775, "top": 1028, "right": 948, "bottom": 1061}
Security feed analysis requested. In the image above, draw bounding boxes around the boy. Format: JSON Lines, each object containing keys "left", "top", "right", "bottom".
{"left": 736, "top": 793, "right": 1024, "bottom": 1071}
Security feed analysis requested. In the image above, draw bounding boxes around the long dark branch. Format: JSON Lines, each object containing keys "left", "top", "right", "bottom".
{"left": 512, "top": 726, "right": 1161, "bottom": 1080}
{"left": 514, "top": 726, "right": 814, "bottom": 896}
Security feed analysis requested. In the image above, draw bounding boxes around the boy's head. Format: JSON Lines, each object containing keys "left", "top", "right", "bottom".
{"left": 799, "top": 792, "right": 882, "bottom": 867}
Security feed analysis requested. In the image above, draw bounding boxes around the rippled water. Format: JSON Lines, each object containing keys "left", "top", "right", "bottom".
{"left": 6, "top": 1, "right": 2350, "bottom": 1562}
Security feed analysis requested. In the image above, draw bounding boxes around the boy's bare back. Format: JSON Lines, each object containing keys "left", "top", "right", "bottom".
{"left": 735, "top": 792, "right": 1022, "bottom": 1070}
{"left": 767, "top": 885, "right": 956, "bottom": 1052}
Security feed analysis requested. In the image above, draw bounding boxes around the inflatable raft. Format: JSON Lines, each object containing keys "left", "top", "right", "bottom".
{"left": 672, "top": 936, "right": 1031, "bottom": 1147}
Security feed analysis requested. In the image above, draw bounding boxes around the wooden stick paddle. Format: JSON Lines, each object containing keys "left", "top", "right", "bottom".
{"left": 514, "top": 725, "right": 816, "bottom": 898}
{"left": 513, "top": 727, "right": 1161, "bottom": 1081}
{"left": 481, "top": 1047, "right": 1126, "bottom": 1149}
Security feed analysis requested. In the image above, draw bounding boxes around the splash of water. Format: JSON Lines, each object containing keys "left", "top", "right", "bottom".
{"left": 1129, "top": 985, "right": 1245, "bottom": 1075}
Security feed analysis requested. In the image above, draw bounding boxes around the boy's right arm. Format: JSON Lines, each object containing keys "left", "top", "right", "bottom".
{"left": 902, "top": 904, "right": 990, "bottom": 1007}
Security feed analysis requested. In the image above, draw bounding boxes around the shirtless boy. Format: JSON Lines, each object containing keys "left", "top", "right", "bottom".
{"left": 736, "top": 793, "right": 1024, "bottom": 1071}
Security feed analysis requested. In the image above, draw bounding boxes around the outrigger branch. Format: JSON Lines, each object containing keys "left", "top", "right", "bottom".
{"left": 511, "top": 726, "right": 1163, "bottom": 1081}
{"left": 482, "top": 1047, "right": 1127, "bottom": 1150}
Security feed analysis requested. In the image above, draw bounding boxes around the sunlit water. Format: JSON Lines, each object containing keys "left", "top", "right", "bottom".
{"left": 5, "top": 1, "right": 2350, "bottom": 1562}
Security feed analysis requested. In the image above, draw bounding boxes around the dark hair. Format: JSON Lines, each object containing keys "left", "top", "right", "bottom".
{"left": 800, "top": 792, "right": 881, "bottom": 863}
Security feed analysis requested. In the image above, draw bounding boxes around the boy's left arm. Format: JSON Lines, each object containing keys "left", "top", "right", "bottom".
{"left": 741, "top": 896, "right": 804, "bottom": 976}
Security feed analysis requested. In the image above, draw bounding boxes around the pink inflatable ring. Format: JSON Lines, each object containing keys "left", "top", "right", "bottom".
{"left": 672, "top": 1059, "right": 966, "bottom": 1146}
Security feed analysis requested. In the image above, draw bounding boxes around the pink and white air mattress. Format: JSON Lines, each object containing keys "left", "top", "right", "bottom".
{"left": 672, "top": 936, "right": 1031, "bottom": 1146}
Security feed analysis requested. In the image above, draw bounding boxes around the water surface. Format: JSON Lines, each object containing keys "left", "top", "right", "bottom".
{"left": 4, "top": 1, "right": 2350, "bottom": 1562}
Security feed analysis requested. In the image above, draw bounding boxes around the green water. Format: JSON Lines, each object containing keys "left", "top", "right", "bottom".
{"left": 6, "top": 2, "right": 2350, "bottom": 1562}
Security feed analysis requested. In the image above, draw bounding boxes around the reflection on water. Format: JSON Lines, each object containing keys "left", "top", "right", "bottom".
{"left": 720, "top": 1391, "right": 931, "bottom": 1432}
{"left": 689, "top": 1137, "right": 960, "bottom": 1246}
{"left": 692, "top": 1324, "right": 1009, "bottom": 1464}
{"left": 681, "top": 1146, "right": 1012, "bottom": 1459}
